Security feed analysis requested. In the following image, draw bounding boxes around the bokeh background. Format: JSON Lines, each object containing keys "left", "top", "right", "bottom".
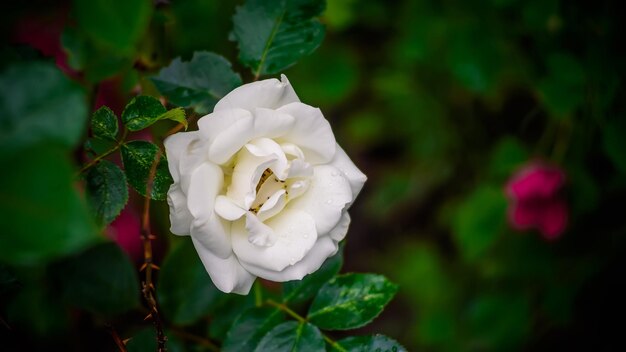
{"left": 2, "top": 0, "right": 625, "bottom": 350}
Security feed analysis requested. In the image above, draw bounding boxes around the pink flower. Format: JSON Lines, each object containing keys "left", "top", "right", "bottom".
{"left": 106, "top": 207, "right": 144, "bottom": 262}
{"left": 505, "top": 162, "right": 568, "bottom": 240}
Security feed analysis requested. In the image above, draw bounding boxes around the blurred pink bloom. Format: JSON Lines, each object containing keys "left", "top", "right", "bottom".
{"left": 107, "top": 207, "right": 144, "bottom": 262}
{"left": 505, "top": 162, "right": 568, "bottom": 240}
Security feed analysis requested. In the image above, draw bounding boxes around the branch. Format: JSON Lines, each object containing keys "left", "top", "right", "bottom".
{"left": 141, "top": 149, "right": 167, "bottom": 352}
{"left": 106, "top": 324, "right": 128, "bottom": 352}
{"left": 76, "top": 129, "right": 129, "bottom": 176}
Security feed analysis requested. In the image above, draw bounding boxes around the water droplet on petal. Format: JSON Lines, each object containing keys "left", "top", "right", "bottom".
{"left": 289, "top": 257, "right": 297, "bottom": 265}
{"left": 326, "top": 199, "right": 333, "bottom": 204}
{"left": 331, "top": 171, "right": 339, "bottom": 177}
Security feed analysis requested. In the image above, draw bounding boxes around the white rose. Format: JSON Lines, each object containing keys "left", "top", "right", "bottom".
{"left": 164, "top": 75, "right": 366, "bottom": 294}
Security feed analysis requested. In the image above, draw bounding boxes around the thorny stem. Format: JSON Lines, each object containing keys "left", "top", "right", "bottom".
{"left": 264, "top": 299, "right": 347, "bottom": 352}
{"left": 106, "top": 324, "right": 128, "bottom": 352}
{"left": 76, "top": 129, "right": 129, "bottom": 176}
{"left": 141, "top": 150, "right": 167, "bottom": 352}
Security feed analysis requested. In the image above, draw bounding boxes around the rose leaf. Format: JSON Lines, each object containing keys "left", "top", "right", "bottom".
{"left": 0, "top": 145, "right": 98, "bottom": 265}
{"left": 0, "top": 62, "right": 88, "bottom": 159}
{"left": 157, "top": 239, "right": 226, "bottom": 326}
{"left": 85, "top": 160, "right": 129, "bottom": 226}
{"left": 452, "top": 185, "right": 507, "bottom": 261}
{"left": 253, "top": 321, "right": 324, "bottom": 352}
{"left": 151, "top": 51, "right": 243, "bottom": 114}
{"left": 120, "top": 140, "right": 173, "bottom": 200}
{"left": 50, "top": 242, "right": 140, "bottom": 316}
{"left": 121, "top": 95, "right": 186, "bottom": 131}
{"left": 232, "top": 0, "right": 326, "bottom": 76}
{"left": 307, "top": 273, "right": 398, "bottom": 330}
{"left": 91, "top": 106, "right": 119, "bottom": 141}
{"left": 332, "top": 335, "right": 408, "bottom": 352}
{"left": 74, "top": 0, "right": 152, "bottom": 55}
{"left": 282, "top": 243, "right": 343, "bottom": 304}
{"left": 223, "top": 307, "right": 285, "bottom": 352}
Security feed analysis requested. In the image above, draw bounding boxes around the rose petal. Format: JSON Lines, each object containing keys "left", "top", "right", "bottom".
{"left": 328, "top": 212, "right": 351, "bottom": 241}
{"left": 253, "top": 107, "right": 295, "bottom": 139}
{"left": 214, "top": 74, "right": 300, "bottom": 112}
{"left": 215, "top": 195, "right": 246, "bottom": 221}
{"left": 228, "top": 149, "right": 276, "bottom": 209}
{"left": 277, "top": 102, "right": 336, "bottom": 164}
{"left": 191, "top": 237, "right": 256, "bottom": 295}
{"left": 187, "top": 163, "right": 223, "bottom": 219}
{"left": 245, "top": 138, "right": 288, "bottom": 178}
{"left": 202, "top": 109, "right": 256, "bottom": 164}
{"left": 240, "top": 236, "right": 338, "bottom": 282}
{"left": 245, "top": 212, "right": 277, "bottom": 247}
{"left": 232, "top": 209, "right": 317, "bottom": 272}
{"left": 286, "top": 165, "right": 353, "bottom": 236}
{"left": 538, "top": 200, "right": 568, "bottom": 240}
{"left": 329, "top": 144, "right": 367, "bottom": 201}
{"left": 167, "top": 183, "right": 193, "bottom": 236}
{"left": 164, "top": 131, "right": 202, "bottom": 183}
{"left": 257, "top": 189, "right": 287, "bottom": 222}
{"left": 190, "top": 215, "right": 233, "bottom": 259}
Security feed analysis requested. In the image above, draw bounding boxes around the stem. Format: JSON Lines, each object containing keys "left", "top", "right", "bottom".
{"left": 140, "top": 150, "right": 167, "bottom": 352}
{"left": 106, "top": 324, "right": 128, "bottom": 352}
{"left": 265, "top": 299, "right": 306, "bottom": 323}
{"left": 76, "top": 129, "right": 129, "bottom": 176}
{"left": 264, "top": 299, "right": 346, "bottom": 351}
{"left": 169, "top": 328, "right": 220, "bottom": 352}
{"left": 254, "top": 281, "right": 263, "bottom": 307}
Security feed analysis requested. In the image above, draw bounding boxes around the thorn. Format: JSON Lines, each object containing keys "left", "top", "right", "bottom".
{"left": 144, "top": 313, "right": 153, "bottom": 321}
{"left": 122, "top": 339, "right": 131, "bottom": 345}
{"left": 139, "top": 263, "right": 147, "bottom": 271}
{"left": 148, "top": 234, "right": 157, "bottom": 240}
{"left": 151, "top": 264, "right": 160, "bottom": 270}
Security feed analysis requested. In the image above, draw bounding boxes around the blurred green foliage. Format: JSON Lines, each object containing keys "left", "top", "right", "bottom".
{"left": 1, "top": 0, "right": 625, "bottom": 350}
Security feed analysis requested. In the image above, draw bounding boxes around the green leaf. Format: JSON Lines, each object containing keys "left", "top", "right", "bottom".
{"left": 539, "top": 53, "right": 586, "bottom": 117}
{"left": 73, "top": 0, "right": 152, "bottom": 55}
{"left": 51, "top": 242, "right": 140, "bottom": 316}
{"left": 254, "top": 321, "right": 324, "bottom": 352}
{"left": 0, "top": 145, "right": 98, "bottom": 265}
{"left": 158, "top": 239, "right": 225, "bottom": 325}
{"left": 223, "top": 307, "right": 284, "bottom": 352}
{"left": 126, "top": 327, "right": 185, "bottom": 352}
{"left": 282, "top": 244, "right": 343, "bottom": 304}
{"left": 307, "top": 273, "right": 398, "bottom": 330}
{"left": 61, "top": 26, "right": 133, "bottom": 82}
{"left": 465, "top": 293, "right": 531, "bottom": 348}
{"left": 151, "top": 51, "right": 243, "bottom": 114}
{"left": 121, "top": 96, "right": 186, "bottom": 131}
{"left": 232, "top": 0, "right": 326, "bottom": 76}
{"left": 603, "top": 117, "right": 626, "bottom": 174}
{"left": 6, "top": 281, "right": 70, "bottom": 337}
{"left": 91, "top": 106, "right": 119, "bottom": 140}
{"left": 208, "top": 293, "right": 257, "bottom": 340}
{"left": 0, "top": 62, "right": 87, "bottom": 158}
{"left": 85, "top": 160, "right": 129, "bottom": 225}
{"left": 452, "top": 186, "right": 507, "bottom": 261}
{"left": 488, "top": 137, "right": 528, "bottom": 180}
{"left": 333, "top": 335, "right": 407, "bottom": 352}
{"left": 121, "top": 140, "right": 173, "bottom": 200}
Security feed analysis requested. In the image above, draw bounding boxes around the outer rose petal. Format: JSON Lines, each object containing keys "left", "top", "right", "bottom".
{"left": 164, "top": 131, "right": 201, "bottom": 183}
{"left": 167, "top": 183, "right": 193, "bottom": 236}
{"left": 277, "top": 102, "right": 336, "bottom": 164}
{"left": 232, "top": 209, "right": 317, "bottom": 273}
{"left": 286, "top": 165, "right": 353, "bottom": 236}
{"left": 191, "top": 237, "right": 256, "bottom": 294}
{"left": 328, "top": 212, "right": 351, "bottom": 242}
{"left": 214, "top": 74, "right": 300, "bottom": 112}
{"left": 240, "top": 235, "right": 338, "bottom": 282}
{"left": 329, "top": 144, "right": 367, "bottom": 202}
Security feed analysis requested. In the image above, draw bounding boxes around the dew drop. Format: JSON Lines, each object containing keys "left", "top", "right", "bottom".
{"left": 303, "top": 233, "right": 309, "bottom": 239}
{"left": 289, "top": 257, "right": 297, "bottom": 265}
{"left": 330, "top": 171, "right": 339, "bottom": 177}
{"left": 325, "top": 199, "right": 333, "bottom": 204}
